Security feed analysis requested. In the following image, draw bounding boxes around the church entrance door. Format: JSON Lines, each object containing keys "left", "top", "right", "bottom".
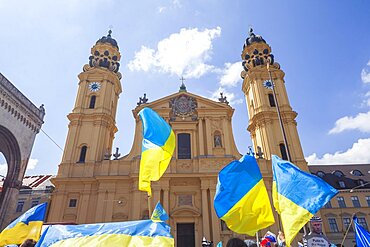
{"left": 177, "top": 223, "right": 195, "bottom": 247}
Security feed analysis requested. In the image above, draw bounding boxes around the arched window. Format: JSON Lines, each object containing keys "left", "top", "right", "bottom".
{"left": 268, "top": 93, "right": 276, "bottom": 107}
{"left": 178, "top": 133, "right": 191, "bottom": 159}
{"left": 89, "top": 95, "right": 96, "bottom": 109}
{"left": 350, "top": 170, "right": 363, "bottom": 176}
{"left": 78, "top": 145, "right": 87, "bottom": 163}
{"left": 279, "top": 143, "right": 288, "bottom": 160}
{"left": 333, "top": 170, "right": 344, "bottom": 178}
{"left": 317, "top": 171, "right": 325, "bottom": 178}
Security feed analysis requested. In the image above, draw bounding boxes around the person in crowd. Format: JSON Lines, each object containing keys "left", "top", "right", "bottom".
{"left": 20, "top": 239, "right": 37, "bottom": 247}
{"left": 277, "top": 231, "right": 286, "bottom": 246}
{"left": 226, "top": 237, "right": 247, "bottom": 247}
{"left": 260, "top": 231, "right": 276, "bottom": 247}
{"left": 303, "top": 216, "right": 331, "bottom": 247}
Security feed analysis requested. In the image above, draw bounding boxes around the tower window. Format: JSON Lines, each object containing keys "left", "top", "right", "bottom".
{"left": 178, "top": 133, "right": 191, "bottom": 159}
{"left": 89, "top": 95, "right": 96, "bottom": 109}
{"left": 78, "top": 146, "right": 87, "bottom": 163}
{"left": 337, "top": 196, "right": 346, "bottom": 208}
{"left": 328, "top": 218, "right": 339, "bottom": 232}
{"left": 279, "top": 143, "right": 288, "bottom": 160}
{"left": 16, "top": 201, "right": 25, "bottom": 212}
{"left": 268, "top": 93, "right": 276, "bottom": 107}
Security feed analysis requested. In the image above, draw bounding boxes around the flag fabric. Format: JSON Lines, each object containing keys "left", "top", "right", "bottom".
{"left": 138, "top": 107, "right": 175, "bottom": 197}
{"left": 214, "top": 155, "right": 275, "bottom": 235}
{"left": 272, "top": 155, "right": 338, "bottom": 246}
{"left": 151, "top": 201, "right": 169, "bottom": 222}
{"left": 35, "top": 219, "right": 174, "bottom": 247}
{"left": 0, "top": 202, "right": 47, "bottom": 246}
{"left": 216, "top": 241, "right": 223, "bottom": 247}
{"left": 353, "top": 215, "right": 370, "bottom": 247}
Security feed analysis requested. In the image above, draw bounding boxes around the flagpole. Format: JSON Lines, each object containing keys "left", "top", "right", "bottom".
{"left": 148, "top": 194, "right": 152, "bottom": 216}
{"left": 256, "top": 231, "right": 260, "bottom": 246}
{"left": 266, "top": 61, "right": 292, "bottom": 162}
{"left": 340, "top": 213, "right": 355, "bottom": 247}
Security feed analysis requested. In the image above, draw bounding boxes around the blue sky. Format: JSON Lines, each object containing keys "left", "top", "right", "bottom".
{"left": 0, "top": 0, "right": 370, "bottom": 176}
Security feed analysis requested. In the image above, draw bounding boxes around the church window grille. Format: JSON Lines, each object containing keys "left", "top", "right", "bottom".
{"left": 324, "top": 201, "right": 332, "bottom": 208}
{"left": 343, "top": 218, "right": 353, "bottom": 232}
{"left": 178, "top": 133, "right": 191, "bottom": 159}
{"left": 328, "top": 218, "right": 339, "bottom": 232}
{"left": 279, "top": 143, "right": 288, "bottom": 160}
{"left": 31, "top": 200, "right": 39, "bottom": 208}
{"left": 366, "top": 196, "right": 370, "bottom": 207}
{"left": 351, "top": 196, "right": 361, "bottom": 208}
{"left": 337, "top": 196, "right": 346, "bottom": 208}
{"left": 358, "top": 217, "right": 368, "bottom": 230}
{"left": 16, "top": 201, "right": 25, "bottom": 212}
{"left": 338, "top": 181, "right": 346, "bottom": 188}
{"left": 69, "top": 199, "right": 77, "bottom": 208}
{"left": 268, "top": 93, "right": 276, "bottom": 107}
{"left": 89, "top": 95, "right": 96, "bottom": 109}
{"left": 78, "top": 146, "right": 87, "bottom": 163}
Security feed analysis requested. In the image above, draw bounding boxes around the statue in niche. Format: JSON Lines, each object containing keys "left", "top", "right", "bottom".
{"left": 214, "top": 134, "right": 222, "bottom": 147}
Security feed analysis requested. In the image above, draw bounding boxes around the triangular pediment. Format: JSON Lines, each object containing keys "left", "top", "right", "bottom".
{"left": 133, "top": 92, "right": 234, "bottom": 115}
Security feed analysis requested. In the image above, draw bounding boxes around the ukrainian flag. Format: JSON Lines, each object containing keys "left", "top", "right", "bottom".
{"left": 151, "top": 201, "right": 169, "bottom": 222}
{"left": 35, "top": 220, "right": 174, "bottom": 247}
{"left": 214, "top": 155, "right": 275, "bottom": 235}
{"left": 138, "top": 107, "right": 175, "bottom": 197}
{"left": 0, "top": 202, "right": 47, "bottom": 246}
{"left": 272, "top": 155, "right": 338, "bottom": 246}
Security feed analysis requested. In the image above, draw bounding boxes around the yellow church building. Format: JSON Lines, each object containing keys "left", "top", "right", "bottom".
{"left": 47, "top": 29, "right": 308, "bottom": 246}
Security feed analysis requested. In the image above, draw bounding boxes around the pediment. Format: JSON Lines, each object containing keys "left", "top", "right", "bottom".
{"left": 133, "top": 91, "right": 234, "bottom": 117}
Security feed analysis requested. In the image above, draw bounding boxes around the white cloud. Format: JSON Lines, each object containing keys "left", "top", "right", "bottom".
{"left": 306, "top": 138, "right": 370, "bottom": 165}
{"left": 219, "top": 62, "right": 242, "bottom": 87}
{"left": 209, "top": 87, "right": 244, "bottom": 106}
{"left": 361, "top": 60, "right": 370, "bottom": 83}
{"left": 128, "top": 27, "right": 221, "bottom": 78}
{"left": 157, "top": 6, "right": 167, "bottom": 13}
{"left": 0, "top": 159, "right": 38, "bottom": 177}
{"left": 329, "top": 111, "right": 370, "bottom": 134}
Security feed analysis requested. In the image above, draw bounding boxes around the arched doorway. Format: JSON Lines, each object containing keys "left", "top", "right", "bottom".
{"left": 0, "top": 125, "right": 22, "bottom": 227}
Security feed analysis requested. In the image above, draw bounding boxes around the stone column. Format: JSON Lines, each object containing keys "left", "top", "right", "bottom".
{"left": 201, "top": 181, "right": 211, "bottom": 240}
{"left": 77, "top": 183, "right": 92, "bottom": 223}
{"left": 198, "top": 118, "right": 205, "bottom": 156}
{"left": 209, "top": 188, "right": 221, "bottom": 244}
{"left": 205, "top": 118, "right": 212, "bottom": 155}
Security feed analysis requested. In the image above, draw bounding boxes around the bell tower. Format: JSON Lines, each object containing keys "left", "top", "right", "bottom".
{"left": 241, "top": 28, "right": 306, "bottom": 169}
{"left": 61, "top": 30, "right": 122, "bottom": 164}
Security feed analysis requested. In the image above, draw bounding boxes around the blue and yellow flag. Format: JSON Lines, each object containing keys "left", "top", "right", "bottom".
{"left": 151, "top": 201, "right": 169, "bottom": 222}
{"left": 354, "top": 215, "right": 370, "bottom": 247}
{"left": 214, "top": 155, "right": 275, "bottom": 235}
{"left": 138, "top": 107, "right": 175, "bottom": 197}
{"left": 35, "top": 219, "right": 174, "bottom": 247}
{"left": 272, "top": 155, "right": 338, "bottom": 246}
{"left": 0, "top": 202, "right": 47, "bottom": 246}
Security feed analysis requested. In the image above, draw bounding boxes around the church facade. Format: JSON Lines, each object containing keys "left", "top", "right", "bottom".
{"left": 47, "top": 30, "right": 308, "bottom": 246}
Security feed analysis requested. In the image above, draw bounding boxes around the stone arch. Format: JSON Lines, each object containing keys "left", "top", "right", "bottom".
{"left": 0, "top": 125, "right": 22, "bottom": 224}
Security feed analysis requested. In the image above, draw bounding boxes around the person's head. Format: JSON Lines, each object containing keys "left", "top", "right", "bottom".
{"left": 20, "top": 239, "right": 37, "bottom": 247}
{"left": 278, "top": 231, "right": 285, "bottom": 241}
{"left": 310, "top": 216, "right": 323, "bottom": 234}
{"left": 226, "top": 237, "right": 247, "bottom": 247}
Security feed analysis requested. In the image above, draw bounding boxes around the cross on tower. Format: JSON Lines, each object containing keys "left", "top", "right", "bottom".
{"left": 180, "top": 76, "right": 186, "bottom": 84}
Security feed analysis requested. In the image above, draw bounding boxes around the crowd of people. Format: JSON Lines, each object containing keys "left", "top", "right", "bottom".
{"left": 221, "top": 216, "right": 334, "bottom": 247}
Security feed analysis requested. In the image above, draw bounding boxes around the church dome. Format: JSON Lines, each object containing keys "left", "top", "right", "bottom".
{"left": 244, "top": 28, "right": 266, "bottom": 46}
{"left": 96, "top": 30, "right": 119, "bottom": 50}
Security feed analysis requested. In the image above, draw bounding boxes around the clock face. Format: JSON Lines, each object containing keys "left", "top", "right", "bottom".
{"left": 88, "top": 82, "right": 101, "bottom": 92}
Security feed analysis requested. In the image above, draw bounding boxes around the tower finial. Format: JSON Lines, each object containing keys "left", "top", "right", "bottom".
{"left": 108, "top": 29, "right": 112, "bottom": 37}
